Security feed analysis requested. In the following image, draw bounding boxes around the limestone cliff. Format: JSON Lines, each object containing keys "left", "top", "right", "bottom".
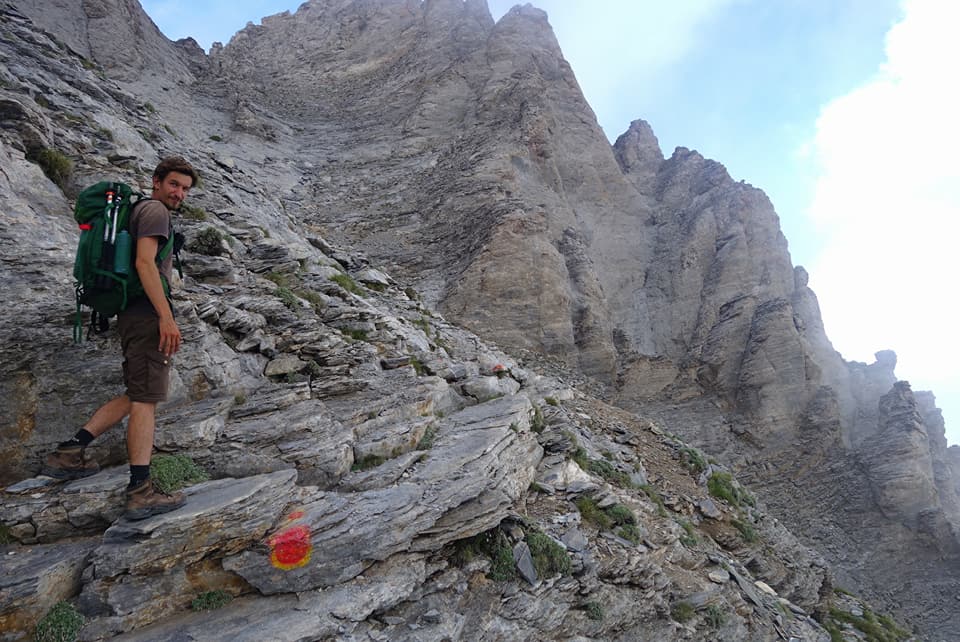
{"left": 1, "top": 0, "right": 958, "bottom": 639}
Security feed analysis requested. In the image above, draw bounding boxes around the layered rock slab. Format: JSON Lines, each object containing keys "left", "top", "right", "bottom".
{"left": 224, "top": 394, "right": 542, "bottom": 593}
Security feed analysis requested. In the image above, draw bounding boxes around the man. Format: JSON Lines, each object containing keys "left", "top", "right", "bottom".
{"left": 43, "top": 156, "right": 198, "bottom": 521}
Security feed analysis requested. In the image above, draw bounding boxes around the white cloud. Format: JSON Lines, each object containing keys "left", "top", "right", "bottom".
{"left": 806, "top": 0, "right": 960, "bottom": 442}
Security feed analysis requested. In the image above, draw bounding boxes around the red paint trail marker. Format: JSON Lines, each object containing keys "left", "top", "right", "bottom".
{"left": 268, "top": 523, "right": 312, "bottom": 570}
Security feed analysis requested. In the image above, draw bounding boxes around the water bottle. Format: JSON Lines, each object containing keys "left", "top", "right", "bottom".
{"left": 114, "top": 230, "right": 132, "bottom": 275}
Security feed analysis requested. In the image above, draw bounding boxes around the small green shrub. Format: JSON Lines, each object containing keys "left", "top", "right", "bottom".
{"left": 276, "top": 286, "right": 299, "bottom": 310}
{"left": 209, "top": 135, "right": 223, "bottom": 142}
{"left": 545, "top": 396, "right": 559, "bottom": 406}
{"left": 575, "top": 496, "right": 612, "bottom": 530}
{"left": 585, "top": 601, "right": 604, "bottom": 621}
{"left": 616, "top": 523, "right": 642, "bottom": 544}
{"left": 28, "top": 147, "right": 72, "bottom": 190}
{"left": 347, "top": 329, "right": 368, "bottom": 342}
{"left": 180, "top": 204, "right": 207, "bottom": 221}
{"left": 526, "top": 530, "right": 571, "bottom": 578}
{"left": 163, "top": 123, "right": 175, "bottom": 136}
{"left": 639, "top": 484, "right": 669, "bottom": 517}
{"left": 331, "top": 273, "right": 364, "bottom": 295}
{"left": 404, "top": 286, "right": 419, "bottom": 300}
{"left": 34, "top": 95, "right": 51, "bottom": 108}
{"left": 34, "top": 601, "right": 84, "bottom": 642}
{"left": 605, "top": 504, "right": 636, "bottom": 526}
{"left": 351, "top": 454, "right": 386, "bottom": 472}
{"left": 416, "top": 424, "right": 438, "bottom": 450}
{"left": 410, "top": 357, "right": 426, "bottom": 376}
{"left": 705, "top": 604, "right": 726, "bottom": 628}
{"left": 233, "top": 392, "right": 247, "bottom": 406}
{"left": 150, "top": 454, "right": 209, "bottom": 493}
{"left": 680, "top": 447, "right": 707, "bottom": 474}
{"left": 144, "top": 102, "right": 156, "bottom": 113}
{"left": 733, "top": 518, "right": 758, "bottom": 543}
{"left": 0, "top": 522, "right": 12, "bottom": 545}
{"left": 671, "top": 601, "right": 694, "bottom": 623}
{"left": 708, "top": 472, "right": 754, "bottom": 508}
{"left": 190, "top": 590, "right": 232, "bottom": 611}
{"left": 827, "top": 607, "right": 910, "bottom": 642}
{"left": 95, "top": 127, "right": 114, "bottom": 141}
{"left": 531, "top": 406, "right": 545, "bottom": 433}
{"left": 190, "top": 226, "right": 225, "bottom": 255}
{"left": 452, "top": 528, "right": 516, "bottom": 581}
{"left": 677, "top": 518, "right": 698, "bottom": 547}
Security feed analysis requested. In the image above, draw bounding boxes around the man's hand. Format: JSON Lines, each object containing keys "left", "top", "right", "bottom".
{"left": 158, "top": 316, "right": 181, "bottom": 356}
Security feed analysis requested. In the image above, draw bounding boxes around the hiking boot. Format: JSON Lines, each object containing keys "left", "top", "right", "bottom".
{"left": 124, "top": 479, "right": 186, "bottom": 521}
{"left": 40, "top": 445, "right": 100, "bottom": 480}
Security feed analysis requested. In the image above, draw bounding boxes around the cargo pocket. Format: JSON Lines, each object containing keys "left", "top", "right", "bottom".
{"left": 144, "top": 350, "right": 172, "bottom": 402}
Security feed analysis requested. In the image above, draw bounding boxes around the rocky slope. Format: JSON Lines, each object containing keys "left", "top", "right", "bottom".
{"left": 1, "top": 0, "right": 957, "bottom": 639}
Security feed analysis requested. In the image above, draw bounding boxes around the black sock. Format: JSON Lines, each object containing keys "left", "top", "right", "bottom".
{"left": 57, "top": 429, "right": 95, "bottom": 450}
{"left": 129, "top": 465, "right": 151, "bottom": 489}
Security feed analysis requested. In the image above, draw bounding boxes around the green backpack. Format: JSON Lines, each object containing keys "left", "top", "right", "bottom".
{"left": 72, "top": 181, "right": 174, "bottom": 342}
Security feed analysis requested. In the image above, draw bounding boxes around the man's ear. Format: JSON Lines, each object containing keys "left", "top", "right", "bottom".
{"left": 152, "top": 176, "right": 161, "bottom": 191}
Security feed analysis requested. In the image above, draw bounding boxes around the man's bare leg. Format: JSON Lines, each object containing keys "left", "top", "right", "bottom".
{"left": 82, "top": 395, "right": 132, "bottom": 438}
{"left": 127, "top": 401, "right": 156, "bottom": 466}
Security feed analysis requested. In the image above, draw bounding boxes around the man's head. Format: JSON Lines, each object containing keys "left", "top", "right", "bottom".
{"left": 151, "top": 156, "right": 198, "bottom": 210}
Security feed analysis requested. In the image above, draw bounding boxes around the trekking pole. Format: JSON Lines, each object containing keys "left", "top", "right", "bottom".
{"left": 109, "top": 191, "right": 121, "bottom": 244}
{"left": 103, "top": 188, "right": 115, "bottom": 242}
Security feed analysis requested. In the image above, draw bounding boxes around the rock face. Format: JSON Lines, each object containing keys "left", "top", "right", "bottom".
{"left": 1, "top": 0, "right": 958, "bottom": 640}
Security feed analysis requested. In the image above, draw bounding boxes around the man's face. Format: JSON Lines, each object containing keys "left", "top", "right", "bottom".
{"left": 152, "top": 171, "right": 193, "bottom": 210}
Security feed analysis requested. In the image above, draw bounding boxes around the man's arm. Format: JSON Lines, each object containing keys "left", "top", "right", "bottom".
{"left": 135, "top": 235, "right": 181, "bottom": 356}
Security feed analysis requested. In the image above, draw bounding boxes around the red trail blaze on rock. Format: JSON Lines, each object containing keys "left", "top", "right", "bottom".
{"left": 268, "top": 522, "right": 312, "bottom": 570}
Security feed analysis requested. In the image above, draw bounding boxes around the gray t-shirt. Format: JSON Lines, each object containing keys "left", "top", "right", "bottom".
{"left": 124, "top": 199, "right": 173, "bottom": 316}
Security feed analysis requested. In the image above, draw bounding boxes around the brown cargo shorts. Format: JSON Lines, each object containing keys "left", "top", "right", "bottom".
{"left": 117, "top": 313, "right": 171, "bottom": 403}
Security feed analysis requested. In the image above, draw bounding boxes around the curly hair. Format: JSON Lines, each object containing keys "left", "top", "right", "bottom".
{"left": 153, "top": 156, "right": 198, "bottom": 186}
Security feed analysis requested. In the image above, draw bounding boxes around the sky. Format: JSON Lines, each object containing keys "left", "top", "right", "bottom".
{"left": 141, "top": 0, "right": 958, "bottom": 446}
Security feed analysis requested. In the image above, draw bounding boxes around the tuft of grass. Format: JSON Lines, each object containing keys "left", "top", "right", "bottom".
{"left": 708, "top": 472, "right": 755, "bottom": 508}
{"left": 351, "top": 454, "right": 386, "bottom": 472}
{"left": 331, "top": 273, "right": 364, "bottom": 295}
{"left": 34, "top": 601, "right": 84, "bottom": 642}
{"left": 676, "top": 518, "right": 698, "bottom": 547}
{"left": 180, "top": 203, "right": 207, "bottom": 221}
{"left": 190, "top": 226, "right": 225, "bottom": 255}
{"left": 410, "top": 357, "right": 426, "bottom": 376}
{"left": 276, "top": 286, "right": 299, "bottom": 310}
{"left": 732, "top": 518, "right": 758, "bottom": 543}
{"left": 95, "top": 127, "right": 114, "bottom": 141}
{"left": 576, "top": 496, "right": 613, "bottom": 530}
{"left": 545, "top": 396, "right": 559, "bottom": 406}
{"left": 680, "top": 446, "right": 707, "bottom": 475}
{"left": 0, "top": 522, "right": 12, "bottom": 545}
{"left": 233, "top": 392, "right": 247, "bottom": 406}
{"left": 706, "top": 604, "right": 727, "bottom": 629}
{"left": 827, "top": 607, "right": 910, "bottom": 642}
{"left": 616, "top": 523, "right": 642, "bottom": 545}
{"left": 191, "top": 590, "right": 232, "bottom": 611}
{"left": 150, "top": 454, "right": 210, "bottom": 494}
{"left": 531, "top": 406, "right": 545, "bottom": 433}
{"left": 346, "top": 329, "right": 368, "bottom": 342}
{"left": 416, "top": 424, "right": 438, "bottom": 450}
{"left": 526, "top": 530, "right": 571, "bottom": 578}
{"left": 208, "top": 134, "right": 223, "bottom": 142}
{"left": 671, "top": 601, "right": 695, "bottom": 623}
{"left": 639, "top": 484, "right": 669, "bottom": 517}
{"left": 163, "top": 123, "right": 175, "bottom": 136}
{"left": 572, "top": 447, "right": 635, "bottom": 488}
{"left": 585, "top": 601, "right": 604, "bottom": 621}
{"left": 28, "top": 147, "right": 72, "bottom": 190}
{"left": 452, "top": 528, "right": 516, "bottom": 581}
{"left": 144, "top": 102, "right": 156, "bottom": 113}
